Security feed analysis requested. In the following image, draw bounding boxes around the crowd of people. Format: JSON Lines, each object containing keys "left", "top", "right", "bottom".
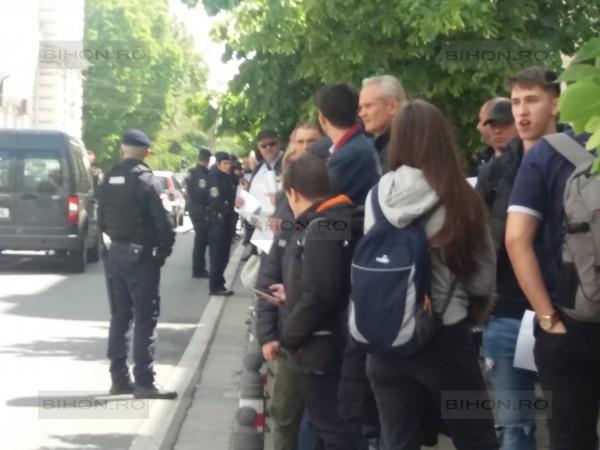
{"left": 227, "top": 66, "right": 597, "bottom": 450}
{"left": 97, "top": 63, "right": 598, "bottom": 450}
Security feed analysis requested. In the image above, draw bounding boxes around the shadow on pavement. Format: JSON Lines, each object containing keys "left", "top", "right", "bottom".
{"left": 0, "top": 325, "right": 196, "bottom": 365}
{"left": 35, "top": 433, "right": 135, "bottom": 450}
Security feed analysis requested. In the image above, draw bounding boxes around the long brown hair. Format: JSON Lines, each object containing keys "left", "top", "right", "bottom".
{"left": 388, "top": 100, "right": 488, "bottom": 280}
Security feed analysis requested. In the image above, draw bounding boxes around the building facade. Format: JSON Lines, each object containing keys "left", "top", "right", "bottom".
{"left": 0, "top": 0, "right": 85, "bottom": 137}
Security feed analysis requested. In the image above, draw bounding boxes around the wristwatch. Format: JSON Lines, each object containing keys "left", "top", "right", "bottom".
{"left": 538, "top": 311, "right": 559, "bottom": 331}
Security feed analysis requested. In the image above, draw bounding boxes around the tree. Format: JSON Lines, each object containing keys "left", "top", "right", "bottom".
{"left": 558, "top": 37, "right": 600, "bottom": 173}
{"left": 83, "top": 0, "right": 209, "bottom": 170}
{"left": 184, "top": 0, "right": 600, "bottom": 156}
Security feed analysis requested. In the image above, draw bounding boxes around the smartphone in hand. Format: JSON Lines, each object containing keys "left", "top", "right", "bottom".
{"left": 253, "top": 288, "right": 283, "bottom": 306}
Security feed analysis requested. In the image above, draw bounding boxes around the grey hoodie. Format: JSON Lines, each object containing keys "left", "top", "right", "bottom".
{"left": 364, "top": 166, "right": 496, "bottom": 325}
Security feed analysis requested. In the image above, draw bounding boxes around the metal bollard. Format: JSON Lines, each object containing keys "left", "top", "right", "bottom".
{"left": 229, "top": 407, "right": 264, "bottom": 450}
{"left": 239, "top": 352, "right": 265, "bottom": 432}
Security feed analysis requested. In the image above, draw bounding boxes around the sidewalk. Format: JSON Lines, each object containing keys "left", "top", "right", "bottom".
{"left": 173, "top": 259, "right": 253, "bottom": 450}
{"left": 169, "top": 253, "right": 550, "bottom": 450}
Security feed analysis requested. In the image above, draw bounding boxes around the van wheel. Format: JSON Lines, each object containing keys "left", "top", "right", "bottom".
{"left": 67, "top": 241, "right": 87, "bottom": 273}
{"left": 87, "top": 233, "right": 101, "bottom": 263}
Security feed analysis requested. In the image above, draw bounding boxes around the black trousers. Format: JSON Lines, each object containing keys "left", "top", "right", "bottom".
{"left": 105, "top": 247, "right": 160, "bottom": 386}
{"left": 208, "top": 222, "right": 232, "bottom": 292}
{"left": 534, "top": 314, "right": 600, "bottom": 450}
{"left": 302, "top": 372, "right": 367, "bottom": 450}
{"left": 192, "top": 216, "right": 209, "bottom": 275}
{"left": 367, "top": 321, "right": 498, "bottom": 450}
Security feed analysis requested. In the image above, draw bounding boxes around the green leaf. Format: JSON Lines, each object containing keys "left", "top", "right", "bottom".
{"left": 585, "top": 116, "right": 600, "bottom": 134}
{"left": 559, "top": 64, "right": 600, "bottom": 82}
{"left": 573, "top": 37, "right": 600, "bottom": 63}
{"left": 592, "top": 157, "right": 600, "bottom": 176}
{"left": 559, "top": 81, "right": 600, "bottom": 122}
{"left": 586, "top": 127, "right": 600, "bottom": 151}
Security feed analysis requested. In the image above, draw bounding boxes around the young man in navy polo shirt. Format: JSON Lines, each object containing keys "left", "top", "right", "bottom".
{"left": 477, "top": 67, "right": 561, "bottom": 450}
{"left": 505, "top": 75, "right": 596, "bottom": 448}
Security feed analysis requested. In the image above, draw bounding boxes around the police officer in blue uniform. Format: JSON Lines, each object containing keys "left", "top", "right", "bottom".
{"left": 207, "top": 152, "right": 236, "bottom": 296}
{"left": 97, "top": 129, "right": 177, "bottom": 399}
{"left": 187, "top": 147, "right": 212, "bottom": 278}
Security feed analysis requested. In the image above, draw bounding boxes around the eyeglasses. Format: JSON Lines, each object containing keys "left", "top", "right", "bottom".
{"left": 259, "top": 141, "right": 279, "bottom": 149}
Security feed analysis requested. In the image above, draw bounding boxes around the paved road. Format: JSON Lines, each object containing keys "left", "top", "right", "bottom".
{"left": 0, "top": 219, "right": 211, "bottom": 450}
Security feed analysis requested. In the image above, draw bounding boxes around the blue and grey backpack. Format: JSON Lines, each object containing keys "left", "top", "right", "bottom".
{"left": 349, "top": 182, "right": 454, "bottom": 355}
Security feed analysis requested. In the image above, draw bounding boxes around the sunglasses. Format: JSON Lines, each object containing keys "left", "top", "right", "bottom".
{"left": 259, "top": 141, "right": 279, "bottom": 149}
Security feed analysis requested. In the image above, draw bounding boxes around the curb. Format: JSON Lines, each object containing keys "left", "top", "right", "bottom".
{"left": 128, "top": 242, "right": 245, "bottom": 450}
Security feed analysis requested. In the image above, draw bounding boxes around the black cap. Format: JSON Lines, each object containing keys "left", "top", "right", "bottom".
{"left": 215, "top": 151, "right": 231, "bottom": 163}
{"left": 484, "top": 100, "right": 513, "bottom": 125}
{"left": 121, "top": 128, "right": 151, "bottom": 147}
{"left": 198, "top": 147, "right": 212, "bottom": 161}
{"left": 256, "top": 129, "right": 278, "bottom": 143}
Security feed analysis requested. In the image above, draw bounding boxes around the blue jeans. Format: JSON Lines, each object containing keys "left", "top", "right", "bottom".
{"left": 483, "top": 317, "right": 537, "bottom": 450}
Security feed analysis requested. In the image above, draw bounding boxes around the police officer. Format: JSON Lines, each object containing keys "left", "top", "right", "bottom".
{"left": 187, "top": 148, "right": 212, "bottom": 278}
{"left": 207, "top": 151, "right": 236, "bottom": 296}
{"left": 97, "top": 129, "right": 177, "bottom": 400}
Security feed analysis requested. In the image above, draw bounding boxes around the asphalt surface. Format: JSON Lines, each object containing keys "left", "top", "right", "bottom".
{"left": 0, "top": 218, "right": 212, "bottom": 450}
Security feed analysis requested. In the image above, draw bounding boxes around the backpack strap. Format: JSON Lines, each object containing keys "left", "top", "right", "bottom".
{"left": 300, "top": 217, "right": 329, "bottom": 248}
{"left": 544, "top": 133, "right": 594, "bottom": 166}
{"left": 370, "top": 182, "right": 386, "bottom": 223}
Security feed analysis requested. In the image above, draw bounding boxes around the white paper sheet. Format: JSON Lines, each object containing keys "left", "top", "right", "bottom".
{"left": 513, "top": 310, "right": 538, "bottom": 372}
{"left": 249, "top": 168, "right": 277, "bottom": 216}
{"left": 251, "top": 218, "right": 274, "bottom": 254}
{"left": 235, "top": 187, "right": 261, "bottom": 220}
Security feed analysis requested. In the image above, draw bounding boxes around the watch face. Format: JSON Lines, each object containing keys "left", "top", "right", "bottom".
{"left": 540, "top": 317, "right": 551, "bottom": 330}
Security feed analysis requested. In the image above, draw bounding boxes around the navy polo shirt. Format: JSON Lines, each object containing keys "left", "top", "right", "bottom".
{"left": 507, "top": 131, "right": 588, "bottom": 304}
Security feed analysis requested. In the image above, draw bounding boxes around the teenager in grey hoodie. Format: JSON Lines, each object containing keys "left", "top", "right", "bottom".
{"left": 364, "top": 100, "right": 499, "bottom": 450}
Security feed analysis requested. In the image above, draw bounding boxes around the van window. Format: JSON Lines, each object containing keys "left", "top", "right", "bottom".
{"left": 21, "top": 150, "right": 64, "bottom": 193}
{"left": 69, "top": 139, "right": 92, "bottom": 192}
{"left": 0, "top": 150, "right": 10, "bottom": 193}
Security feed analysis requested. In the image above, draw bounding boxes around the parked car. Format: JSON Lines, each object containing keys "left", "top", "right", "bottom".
{"left": 173, "top": 171, "right": 190, "bottom": 215}
{"left": 0, "top": 129, "right": 101, "bottom": 272}
{"left": 153, "top": 170, "right": 186, "bottom": 226}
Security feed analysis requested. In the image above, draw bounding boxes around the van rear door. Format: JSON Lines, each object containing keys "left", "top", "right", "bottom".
{"left": 0, "top": 145, "right": 16, "bottom": 236}
{"left": 14, "top": 143, "right": 70, "bottom": 235}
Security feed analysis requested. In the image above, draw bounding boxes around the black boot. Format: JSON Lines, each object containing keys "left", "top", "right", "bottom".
{"left": 109, "top": 376, "right": 135, "bottom": 395}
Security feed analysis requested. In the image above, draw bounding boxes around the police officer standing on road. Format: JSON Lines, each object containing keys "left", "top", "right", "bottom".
{"left": 187, "top": 147, "right": 212, "bottom": 278}
{"left": 207, "top": 152, "right": 236, "bottom": 296}
{"left": 97, "top": 129, "right": 177, "bottom": 400}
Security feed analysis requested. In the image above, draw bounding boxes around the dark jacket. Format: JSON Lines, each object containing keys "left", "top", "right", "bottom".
{"left": 206, "top": 167, "right": 236, "bottom": 226}
{"left": 255, "top": 226, "right": 295, "bottom": 345}
{"left": 98, "top": 159, "right": 175, "bottom": 252}
{"left": 373, "top": 128, "right": 390, "bottom": 174}
{"left": 328, "top": 131, "right": 380, "bottom": 205}
{"left": 187, "top": 164, "right": 210, "bottom": 220}
{"left": 469, "top": 146, "right": 495, "bottom": 177}
{"left": 280, "top": 196, "right": 364, "bottom": 374}
{"left": 476, "top": 138, "right": 528, "bottom": 319}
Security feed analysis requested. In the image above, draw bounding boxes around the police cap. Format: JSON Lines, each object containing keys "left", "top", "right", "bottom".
{"left": 215, "top": 151, "right": 232, "bottom": 163}
{"left": 122, "top": 129, "right": 152, "bottom": 148}
{"left": 198, "top": 147, "right": 212, "bottom": 161}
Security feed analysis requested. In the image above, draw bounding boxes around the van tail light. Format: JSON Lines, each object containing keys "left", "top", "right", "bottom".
{"left": 68, "top": 196, "right": 80, "bottom": 224}
{"left": 166, "top": 177, "right": 175, "bottom": 201}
